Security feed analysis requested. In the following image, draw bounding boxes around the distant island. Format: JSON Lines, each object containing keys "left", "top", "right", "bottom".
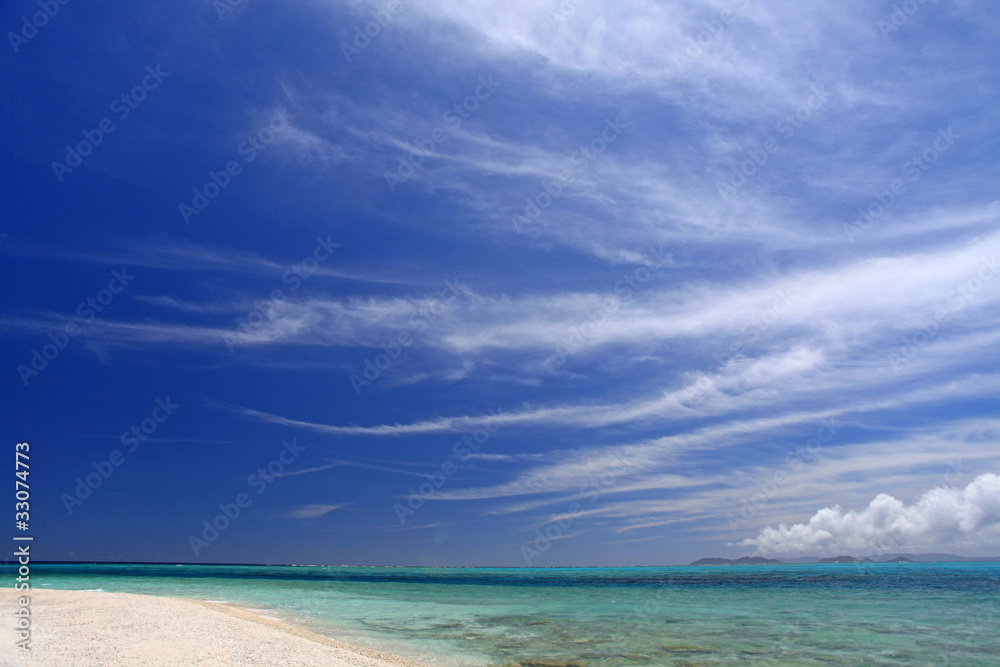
{"left": 817, "top": 556, "right": 872, "bottom": 564}
{"left": 689, "top": 553, "right": 1000, "bottom": 565}
{"left": 689, "top": 556, "right": 784, "bottom": 566}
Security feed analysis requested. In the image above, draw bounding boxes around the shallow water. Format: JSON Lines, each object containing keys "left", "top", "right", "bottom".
{"left": 21, "top": 562, "right": 1000, "bottom": 666}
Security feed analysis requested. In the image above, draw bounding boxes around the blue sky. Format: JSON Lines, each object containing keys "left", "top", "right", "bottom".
{"left": 2, "top": 0, "right": 999, "bottom": 566}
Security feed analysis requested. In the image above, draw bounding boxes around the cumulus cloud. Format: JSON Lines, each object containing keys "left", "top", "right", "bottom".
{"left": 737, "top": 474, "right": 1000, "bottom": 555}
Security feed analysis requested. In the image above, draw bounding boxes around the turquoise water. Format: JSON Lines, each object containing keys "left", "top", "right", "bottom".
{"left": 20, "top": 563, "right": 1000, "bottom": 666}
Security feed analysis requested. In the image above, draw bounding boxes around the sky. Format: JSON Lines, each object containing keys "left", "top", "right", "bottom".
{"left": 1, "top": 0, "right": 999, "bottom": 567}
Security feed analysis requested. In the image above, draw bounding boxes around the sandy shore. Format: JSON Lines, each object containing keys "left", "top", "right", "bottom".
{"left": 0, "top": 588, "right": 428, "bottom": 666}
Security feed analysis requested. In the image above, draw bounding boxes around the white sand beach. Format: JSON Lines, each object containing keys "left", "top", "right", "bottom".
{"left": 0, "top": 589, "right": 427, "bottom": 667}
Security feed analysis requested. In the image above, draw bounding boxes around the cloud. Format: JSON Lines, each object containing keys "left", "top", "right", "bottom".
{"left": 4, "top": 225, "right": 998, "bottom": 387}
{"left": 265, "top": 463, "right": 340, "bottom": 479}
{"left": 228, "top": 346, "right": 824, "bottom": 436}
{"left": 226, "top": 347, "right": 1000, "bottom": 442}
{"left": 8, "top": 237, "right": 409, "bottom": 285}
{"left": 465, "top": 452, "right": 546, "bottom": 462}
{"left": 284, "top": 503, "right": 350, "bottom": 519}
{"left": 737, "top": 473, "right": 1000, "bottom": 555}
{"left": 316, "top": 0, "right": 996, "bottom": 267}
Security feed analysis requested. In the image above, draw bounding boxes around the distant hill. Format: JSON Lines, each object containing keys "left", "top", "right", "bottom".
{"left": 689, "top": 553, "right": 1000, "bottom": 565}
{"left": 689, "top": 556, "right": 784, "bottom": 566}
{"left": 874, "top": 553, "right": 1000, "bottom": 563}
{"left": 817, "top": 555, "right": 874, "bottom": 564}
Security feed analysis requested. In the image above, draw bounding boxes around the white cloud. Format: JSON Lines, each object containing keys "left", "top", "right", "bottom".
{"left": 9, "top": 237, "right": 409, "bottom": 285}
{"left": 737, "top": 473, "right": 1000, "bottom": 555}
{"left": 284, "top": 503, "right": 350, "bottom": 519}
{"left": 5, "top": 224, "right": 997, "bottom": 375}
{"left": 313, "top": 0, "right": 994, "bottom": 268}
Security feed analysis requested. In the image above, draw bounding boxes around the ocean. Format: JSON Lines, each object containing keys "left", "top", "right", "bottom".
{"left": 25, "top": 562, "right": 1000, "bottom": 666}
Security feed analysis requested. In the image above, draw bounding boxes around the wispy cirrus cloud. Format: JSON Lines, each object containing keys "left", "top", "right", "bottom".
{"left": 284, "top": 503, "right": 352, "bottom": 519}
{"left": 5, "top": 0, "right": 998, "bottom": 568}
{"left": 4, "top": 223, "right": 998, "bottom": 362}
{"left": 4, "top": 237, "right": 412, "bottom": 285}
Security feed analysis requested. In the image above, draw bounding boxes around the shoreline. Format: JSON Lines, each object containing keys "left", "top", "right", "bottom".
{"left": 0, "top": 588, "right": 429, "bottom": 666}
